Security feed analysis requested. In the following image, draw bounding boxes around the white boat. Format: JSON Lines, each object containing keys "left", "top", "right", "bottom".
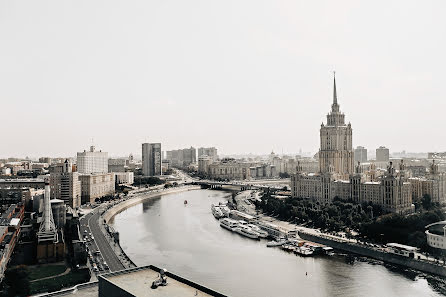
{"left": 247, "top": 224, "right": 269, "bottom": 238}
{"left": 211, "top": 205, "right": 224, "bottom": 219}
{"left": 220, "top": 218, "right": 239, "bottom": 231}
{"left": 211, "top": 203, "right": 230, "bottom": 219}
{"left": 295, "top": 246, "right": 314, "bottom": 257}
{"left": 266, "top": 239, "right": 288, "bottom": 247}
{"left": 220, "top": 206, "right": 231, "bottom": 217}
{"left": 235, "top": 225, "right": 260, "bottom": 239}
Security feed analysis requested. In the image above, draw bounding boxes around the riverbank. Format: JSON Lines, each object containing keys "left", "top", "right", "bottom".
{"left": 111, "top": 189, "right": 444, "bottom": 297}
{"left": 103, "top": 185, "right": 201, "bottom": 223}
{"left": 299, "top": 231, "right": 446, "bottom": 278}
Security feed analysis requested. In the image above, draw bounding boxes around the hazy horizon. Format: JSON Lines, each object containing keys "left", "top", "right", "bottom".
{"left": 2, "top": 1, "right": 446, "bottom": 158}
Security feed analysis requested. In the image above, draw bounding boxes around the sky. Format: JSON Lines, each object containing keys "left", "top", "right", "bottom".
{"left": 1, "top": 0, "right": 446, "bottom": 158}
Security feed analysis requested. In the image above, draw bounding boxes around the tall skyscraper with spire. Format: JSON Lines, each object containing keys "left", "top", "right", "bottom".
{"left": 318, "top": 73, "right": 354, "bottom": 179}
{"left": 291, "top": 73, "right": 413, "bottom": 214}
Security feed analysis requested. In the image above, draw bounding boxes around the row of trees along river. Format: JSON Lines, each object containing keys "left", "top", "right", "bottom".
{"left": 255, "top": 190, "right": 445, "bottom": 254}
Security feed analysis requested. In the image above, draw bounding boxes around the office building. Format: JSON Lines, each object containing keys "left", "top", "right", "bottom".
{"left": 108, "top": 158, "right": 127, "bottom": 173}
{"left": 142, "top": 143, "right": 162, "bottom": 176}
{"left": 198, "top": 155, "right": 213, "bottom": 174}
{"left": 354, "top": 146, "right": 368, "bottom": 163}
{"left": 198, "top": 147, "right": 218, "bottom": 162}
{"left": 77, "top": 146, "right": 108, "bottom": 174}
{"left": 166, "top": 147, "right": 197, "bottom": 168}
{"left": 114, "top": 172, "right": 134, "bottom": 185}
{"left": 79, "top": 173, "right": 115, "bottom": 204}
{"left": 50, "top": 160, "right": 81, "bottom": 208}
{"left": 376, "top": 146, "right": 390, "bottom": 162}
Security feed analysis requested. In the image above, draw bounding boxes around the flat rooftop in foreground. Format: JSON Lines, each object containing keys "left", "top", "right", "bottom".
{"left": 101, "top": 266, "right": 222, "bottom": 297}
{"left": 34, "top": 265, "right": 227, "bottom": 297}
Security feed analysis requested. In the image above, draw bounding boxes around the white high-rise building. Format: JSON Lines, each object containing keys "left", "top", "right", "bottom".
{"left": 142, "top": 143, "right": 162, "bottom": 176}
{"left": 77, "top": 146, "right": 108, "bottom": 174}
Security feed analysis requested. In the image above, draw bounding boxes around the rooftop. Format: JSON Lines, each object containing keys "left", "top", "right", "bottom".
{"left": 34, "top": 265, "right": 227, "bottom": 297}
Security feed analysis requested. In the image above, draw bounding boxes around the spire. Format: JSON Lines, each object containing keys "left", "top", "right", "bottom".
{"left": 330, "top": 71, "right": 340, "bottom": 114}
{"left": 333, "top": 71, "right": 337, "bottom": 105}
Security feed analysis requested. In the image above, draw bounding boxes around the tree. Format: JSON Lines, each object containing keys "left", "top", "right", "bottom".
{"left": 3, "top": 265, "right": 30, "bottom": 296}
{"left": 279, "top": 172, "right": 290, "bottom": 178}
{"left": 422, "top": 194, "right": 433, "bottom": 210}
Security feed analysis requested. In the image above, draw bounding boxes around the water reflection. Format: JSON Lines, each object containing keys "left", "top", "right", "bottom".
{"left": 112, "top": 189, "right": 445, "bottom": 297}
{"left": 142, "top": 196, "right": 161, "bottom": 212}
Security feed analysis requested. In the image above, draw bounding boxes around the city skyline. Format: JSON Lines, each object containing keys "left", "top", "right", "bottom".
{"left": 2, "top": 1, "right": 446, "bottom": 157}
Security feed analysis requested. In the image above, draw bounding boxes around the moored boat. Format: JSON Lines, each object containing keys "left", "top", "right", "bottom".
{"left": 220, "top": 218, "right": 239, "bottom": 231}
{"left": 266, "top": 239, "right": 288, "bottom": 247}
{"left": 247, "top": 224, "right": 269, "bottom": 238}
{"left": 295, "top": 246, "right": 314, "bottom": 257}
{"left": 235, "top": 225, "right": 260, "bottom": 239}
{"left": 211, "top": 204, "right": 224, "bottom": 219}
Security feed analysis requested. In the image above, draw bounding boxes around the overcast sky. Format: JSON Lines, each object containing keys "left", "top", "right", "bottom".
{"left": 1, "top": 1, "right": 445, "bottom": 158}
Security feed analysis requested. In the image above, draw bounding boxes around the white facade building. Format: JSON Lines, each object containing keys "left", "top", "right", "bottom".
{"left": 114, "top": 172, "right": 134, "bottom": 185}
{"left": 77, "top": 146, "right": 108, "bottom": 174}
{"left": 426, "top": 221, "right": 446, "bottom": 250}
{"left": 79, "top": 173, "right": 115, "bottom": 204}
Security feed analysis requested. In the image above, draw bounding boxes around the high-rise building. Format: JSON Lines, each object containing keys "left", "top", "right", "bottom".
{"left": 376, "top": 146, "right": 390, "bottom": 162}
{"left": 49, "top": 160, "right": 81, "bottom": 208}
{"left": 198, "top": 155, "right": 212, "bottom": 174}
{"left": 318, "top": 74, "right": 354, "bottom": 180}
{"left": 291, "top": 75, "right": 413, "bottom": 214}
{"left": 165, "top": 147, "right": 197, "bottom": 168}
{"left": 77, "top": 146, "right": 108, "bottom": 174}
{"left": 198, "top": 147, "right": 218, "bottom": 162}
{"left": 182, "top": 147, "right": 197, "bottom": 166}
{"left": 108, "top": 158, "right": 127, "bottom": 172}
{"left": 354, "top": 146, "right": 368, "bottom": 163}
{"left": 142, "top": 143, "right": 162, "bottom": 176}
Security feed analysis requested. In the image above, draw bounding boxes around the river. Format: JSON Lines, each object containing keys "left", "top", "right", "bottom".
{"left": 111, "top": 189, "right": 445, "bottom": 297}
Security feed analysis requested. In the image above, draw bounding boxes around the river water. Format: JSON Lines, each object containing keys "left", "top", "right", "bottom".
{"left": 111, "top": 189, "right": 445, "bottom": 297}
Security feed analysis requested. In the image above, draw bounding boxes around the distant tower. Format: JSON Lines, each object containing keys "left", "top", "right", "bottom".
{"left": 37, "top": 180, "right": 57, "bottom": 243}
{"left": 318, "top": 72, "right": 354, "bottom": 179}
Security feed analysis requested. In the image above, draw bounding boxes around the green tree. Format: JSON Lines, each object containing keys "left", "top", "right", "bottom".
{"left": 422, "top": 194, "right": 432, "bottom": 210}
{"left": 3, "top": 265, "right": 30, "bottom": 296}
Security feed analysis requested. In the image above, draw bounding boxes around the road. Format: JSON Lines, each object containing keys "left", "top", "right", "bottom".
{"left": 79, "top": 206, "right": 125, "bottom": 274}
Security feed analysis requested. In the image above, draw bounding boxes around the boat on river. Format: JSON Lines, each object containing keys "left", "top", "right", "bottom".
{"left": 247, "top": 224, "right": 269, "bottom": 238}
{"left": 220, "top": 218, "right": 239, "bottom": 231}
{"left": 211, "top": 204, "right": 224, "bottom": 219}
{"left": 211, "top": 203, "right": 230, "bottom": 219}
{"left": 266, "top": 238, "right": 288, "bottom": 247}
{"left": 295, "top": 246, "right": 314, "bottom": 257}
{"left": 235, "top": 225, "right": 260, "bottom": 239}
